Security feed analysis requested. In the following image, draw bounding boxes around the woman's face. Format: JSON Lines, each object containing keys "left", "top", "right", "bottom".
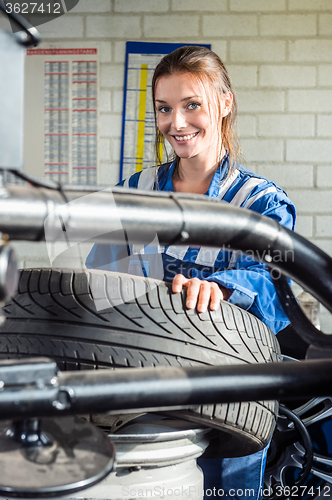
{"left": 155, "top": 72, "right": 232, "bottom": 163}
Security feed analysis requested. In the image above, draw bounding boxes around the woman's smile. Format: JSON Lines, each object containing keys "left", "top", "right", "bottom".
{"left": 173, "top": 131, "right": 199, "bottom": 142}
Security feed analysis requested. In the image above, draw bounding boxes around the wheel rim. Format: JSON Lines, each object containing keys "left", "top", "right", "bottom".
{"left": 265, "top": 396, "right": 332, "bottom": 499}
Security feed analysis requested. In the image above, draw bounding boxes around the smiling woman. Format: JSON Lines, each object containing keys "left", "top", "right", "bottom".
{"left": 86, "top": 45, "right": 296, "bottom": 500}
{"left": 154, "top": 72, "right": 231, "bottom": 195}
{"left": 152, "top": 45, "right": 240, "bottom": 173}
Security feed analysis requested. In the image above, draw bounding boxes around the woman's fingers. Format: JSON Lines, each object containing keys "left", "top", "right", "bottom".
{"left": 185, "top": 278, "right": 202, "bottom": 310}
{"left": 209, "top": 282, "right": 224, "bottom": 311}
{"left": 195, "top": 280, "right": 213, "bottom": 313}
{"left": 172, "top": 273, "right": 189, "bottom": 293}
{"left": 172, "top": 274, "right": 225, "bottom": 313}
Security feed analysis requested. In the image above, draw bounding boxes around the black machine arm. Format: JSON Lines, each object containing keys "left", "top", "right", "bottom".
{"left": 0, "top": 357, "right": 332, "bottom": 421}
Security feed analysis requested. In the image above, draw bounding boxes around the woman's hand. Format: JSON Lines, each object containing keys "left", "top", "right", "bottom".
{"left": 172, "top": 274, "right": 232, "bottom": 313}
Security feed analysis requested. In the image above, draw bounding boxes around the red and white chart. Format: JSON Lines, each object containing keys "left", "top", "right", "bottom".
{"left": 24, "top": 44, "right": 99, "bottom": 185}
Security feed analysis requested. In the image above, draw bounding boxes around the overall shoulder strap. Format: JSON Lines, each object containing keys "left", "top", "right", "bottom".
{"left": 137, "top": 167, "right": 158, "bottom": 190}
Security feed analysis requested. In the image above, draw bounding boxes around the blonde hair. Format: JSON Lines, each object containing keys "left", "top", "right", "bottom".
{"left": 152, "top": 46, "right": 241, "bottom": 174}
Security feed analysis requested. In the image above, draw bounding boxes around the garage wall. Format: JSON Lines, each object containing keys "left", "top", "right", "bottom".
{"left": 1, "top": 0, "right": 331, "bottom": 330}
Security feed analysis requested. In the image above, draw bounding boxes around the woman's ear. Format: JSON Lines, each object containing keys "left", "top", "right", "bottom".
{"left": 221, "top": 92, "right": 233, "bottom": 118}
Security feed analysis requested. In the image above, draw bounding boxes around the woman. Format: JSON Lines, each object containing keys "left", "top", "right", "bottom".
{"left": 87, "top": 46, "right": 295, "bottom": 498}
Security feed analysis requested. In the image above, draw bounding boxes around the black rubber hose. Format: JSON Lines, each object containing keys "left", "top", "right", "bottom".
{"left": 266, "top": 405, "right": 314, "bottom": 500}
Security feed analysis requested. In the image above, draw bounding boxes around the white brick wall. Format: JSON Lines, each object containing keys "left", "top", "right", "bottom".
{"left": 228, "top": 65, "right": 258, "bottom": 88}
{"left": 237, "top": 90, "right": 284, "bottom": 112}
{"left": 259, "top": 66, "right": 316, "bottom": 88}
{"left": 100, "top": 64, "right": 124, "bottom": 88}
{"left": 115, "top": 0, "right": 169, "bottom": 12}
{"left": 260, "top": 14, "right": 317, "bottom": 37}
{"left": 317, "top": 166, "right": 332, "bottom": 188}
{"left": 172, "top": 0, "right": 227, "bottom": 12}
{"left": 144, "top": 15, "right": 200, "bottom": 38}
{"left": 99, "top": 161, "right": 119, "bottom": 186}
{"left": 241, "top": 139, "right": 283, "bottom": 162}
{"left": 294, "top": 215, "right": 313, "bottom": 238}
{"left": 72, "top": 0, "right": 111, "bottom": 13}
{"left": 99, "top": 42, "right": 112, "bottom": 63}
{"left": 289, "top": 40, "right": 332, "bottom": 62}
{"left": 319, "top": 14, "right": 332, "bottom": 36}
{"left": 37, "top": 15, "right": 84, "bottom": 37}
{"left": 258, "top": 115, "right": 315, "bottom": 137}
{"left": 289, "top": 0, "right": 332, "bottom": 10}
{"left": 230, "top": 40, "right": 286, "bottom": 62}
{"left": 86, "top": 15, "right": 141, "bottom": 38}
{"left": 112, "top": 90, "right": 123, "bottom": 113}
{"left": 286, "top": 140, "right": 332, "bottom": 163}
{"left": 203, "top": 15, "right": 258, "bottom": 38}
{"left": 236, "top": 115, "right": 256, "bottom": 137}
{"left": 111, "top": 138, "right": 121, "bottom": 162}
{"left": 100, "top": 90, "right": 111, "bottom": 112}
{"left": 99, "top": 114, "right": 122, "bottom": 138}
{"left": 317, "top": 116, "right": 332, "bottom": 137}
{"left": 257, "top": 165, "right": 314, "bottom": 188}
{"left": 230, "top": 0, "right": 286, "bottom": 12}
{"left": 99, "top": 138, "right": 111, "bottom": 162}
{"left": 210, "top": 41, "right": 227, "bottom": 61}
{"left": 316, "top": 216, "right": 332, "bottom": 237}
{"left": 13, "top": 0, "right": 332, "bottom": 330}
{"left": 287, "top": 189, "right": 332, "bottom": 213}
{"left": 318, "top": 65, "right": 332, "bottom": 86}
{"left": 113, "top": 42, "right": 126, "bottom": 63}
{"left": 288, "top": 90, "right": 332, "bottom": 112}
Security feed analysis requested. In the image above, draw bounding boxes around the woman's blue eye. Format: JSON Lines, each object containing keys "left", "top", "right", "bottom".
{"left": 188, "top": 102, "right": 201, "bottom": 110}
{"left": 158, "top": 106, "right": 170, "bottom": 113}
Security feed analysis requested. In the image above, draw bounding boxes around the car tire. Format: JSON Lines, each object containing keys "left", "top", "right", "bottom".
{"left": 0, "top": 268, "right": 281, "bottom": 457}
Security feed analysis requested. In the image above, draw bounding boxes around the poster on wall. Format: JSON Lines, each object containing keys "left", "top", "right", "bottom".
{"left": 120, "top": 41, "right": 211, "bottom": 182}
{"left": 24, "top": 43, "right": 99, "bottom": 185}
